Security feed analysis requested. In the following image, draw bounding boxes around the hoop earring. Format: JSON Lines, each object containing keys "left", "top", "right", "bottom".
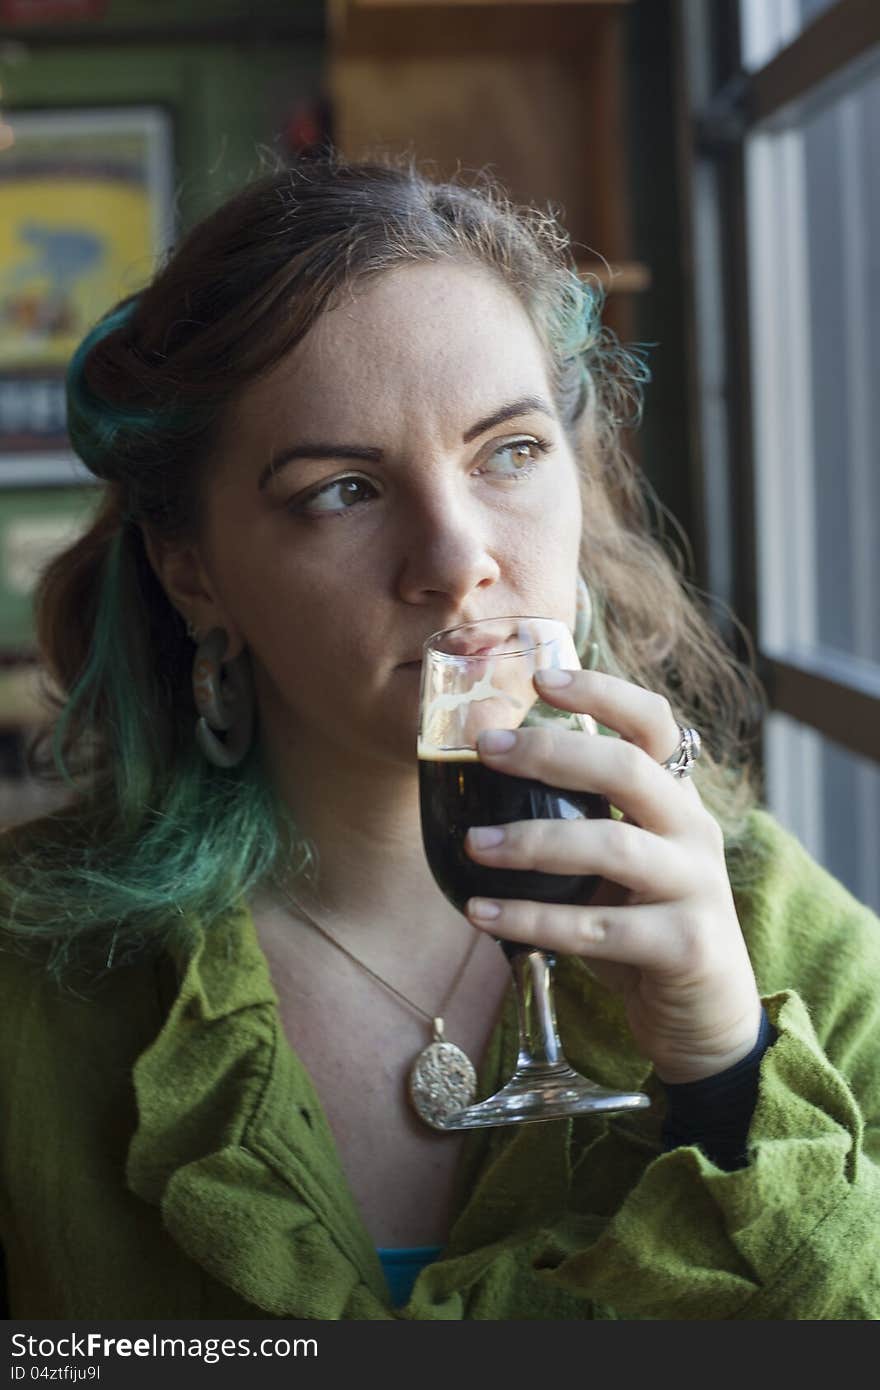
{"left": 192, "top": 628, "right": 254, "bottom": 768}
{"left": 574, "top": 574, "right": 599, "bottom": 671}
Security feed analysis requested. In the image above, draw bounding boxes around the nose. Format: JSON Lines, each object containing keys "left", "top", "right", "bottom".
{"left": 394, "top": 483, "right": 501, "bottom": 609}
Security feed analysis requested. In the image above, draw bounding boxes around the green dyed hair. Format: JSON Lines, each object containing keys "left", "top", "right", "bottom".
{"left": 1, "top": 153, "right": 763, "bottom": 983}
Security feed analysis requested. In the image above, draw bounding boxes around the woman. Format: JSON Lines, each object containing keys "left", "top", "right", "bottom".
{"left": 1, "top": 156, "right": 877, "bottom": 1320}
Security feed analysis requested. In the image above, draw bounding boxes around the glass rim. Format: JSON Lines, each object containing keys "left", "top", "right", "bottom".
{"left": 422, "top": 614, "right": 574, "bottom": 663}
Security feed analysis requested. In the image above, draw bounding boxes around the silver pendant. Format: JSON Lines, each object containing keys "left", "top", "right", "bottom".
{"left": 408, "top": 1019, "right": 477, "bottom": 1131}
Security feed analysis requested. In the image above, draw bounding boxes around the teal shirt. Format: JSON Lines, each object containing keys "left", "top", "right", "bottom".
{"left": 1, "top": 809, "right": 879, "bottom": 1319}
{"left": 378, "top": 1247, "right": 442, "bottom": 1307}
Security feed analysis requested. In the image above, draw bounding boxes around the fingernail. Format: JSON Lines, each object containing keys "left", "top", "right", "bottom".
{"left": 478, "top": 729, "right": 516, "bottom": 755}
{"left": 468, "top": 826, "right": 505, "bottom": 849}
{"left": 468, "top": 898, "right": 501, "bottom": 921}
{"left": 536, "top": 668, "right": 573, "bottom": 688}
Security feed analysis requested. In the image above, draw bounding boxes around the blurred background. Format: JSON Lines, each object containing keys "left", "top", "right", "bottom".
{"left": 0, "top": 0, "right": 877, "bottom": 910}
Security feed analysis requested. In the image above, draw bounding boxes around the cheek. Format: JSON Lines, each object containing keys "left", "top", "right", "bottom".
{"left": 522, "top": 462, "right": 584, "bottom": 613}
{"left": 205, "top": 542, "right": 329, "bottom": 699}
{"left": 530, "top": 457, "right": 583, "bottom": 560}
{"left": 250, "top": 574, "right": 344, "bottom": 664}
{"left": 236, "top": 556, "right": 374, "bottom": 704}
{"left": 559, "top": 453, "right": 585, "bottom": 534}
{"left": 248, "top": 598, "right": 368, "bottom": 742}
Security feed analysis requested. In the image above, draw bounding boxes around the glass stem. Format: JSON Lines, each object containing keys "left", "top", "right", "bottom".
{"left": 509, "top": 949, "right": 565, "bottom": 1069}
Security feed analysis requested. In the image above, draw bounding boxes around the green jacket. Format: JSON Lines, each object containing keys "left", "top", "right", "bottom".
{"left": 1, "top": 809, "right": 879, "bottom": 1319}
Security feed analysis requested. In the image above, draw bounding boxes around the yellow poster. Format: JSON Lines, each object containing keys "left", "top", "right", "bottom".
{"left": 0, "top": 108, "right": 173, "bottom": 469}
{"left": 0, "top": 176, "right": 154, "bottom": 369}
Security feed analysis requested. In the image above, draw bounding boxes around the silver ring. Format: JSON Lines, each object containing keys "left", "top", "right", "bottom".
{"left": 661, "top": 725, "right": 702, "bottom": 780}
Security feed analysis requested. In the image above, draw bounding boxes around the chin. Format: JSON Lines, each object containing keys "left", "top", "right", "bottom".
{"left": 346, "top": 693, "right": 419, "bottom": 773}
{"left": 385, "top": 711, "right": 421, "bottom": 770}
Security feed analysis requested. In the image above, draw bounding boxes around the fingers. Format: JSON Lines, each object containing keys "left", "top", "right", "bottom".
{"left": 465, "top": 895, "right": 693, "bottom": 973}
{"left": 464, "top": 816, "right": 687, "bottom": 899}
{"left": 533, "top": 667, "right": 684, "bottom": 763}
{"left": 476, "top": 722, "right": 704, "bottom": 837}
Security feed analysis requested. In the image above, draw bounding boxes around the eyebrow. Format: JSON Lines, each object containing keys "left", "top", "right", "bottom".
{"left": 257, "top": 395, "right": 555, "bottom": 490}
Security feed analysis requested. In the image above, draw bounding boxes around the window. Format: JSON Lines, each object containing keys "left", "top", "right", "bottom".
{"left": 741, "top": 0, "right": 843, "bottom": 71}
{"left": 682, "top": 0, "right": 880, "bottom": 911}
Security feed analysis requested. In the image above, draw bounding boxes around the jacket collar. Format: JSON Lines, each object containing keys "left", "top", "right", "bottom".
{"left": 125, "top": 901, "right": 653, "bottom": 1316}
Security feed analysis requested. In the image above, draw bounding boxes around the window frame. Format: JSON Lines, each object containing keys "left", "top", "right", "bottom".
{"left": 677, "top": 0, "right": 880, "bottom": 766}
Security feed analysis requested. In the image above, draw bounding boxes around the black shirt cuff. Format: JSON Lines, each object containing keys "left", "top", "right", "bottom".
{"left": 660, "top": 1007, "right": 778, "bottom": 1172}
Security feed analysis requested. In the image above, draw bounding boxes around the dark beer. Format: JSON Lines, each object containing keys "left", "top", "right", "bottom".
{"left": 419, "top": 753, "right": 609, "bottom": 953}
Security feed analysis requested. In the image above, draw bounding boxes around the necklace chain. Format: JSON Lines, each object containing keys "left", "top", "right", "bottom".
{"left": 272, "top": 881, "right": 483, "bottom": 1129}
{"left": 274, "top": 884, "right": 481, "bottom": 1034}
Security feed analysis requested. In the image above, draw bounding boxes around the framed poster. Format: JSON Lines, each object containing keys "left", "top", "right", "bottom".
{"left": 0, "top": 105, "right": 174, "bottom": 486}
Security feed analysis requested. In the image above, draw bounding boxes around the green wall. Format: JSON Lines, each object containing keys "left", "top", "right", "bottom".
{"left": 1, "top": 6, "right": 325, "bottom": 229}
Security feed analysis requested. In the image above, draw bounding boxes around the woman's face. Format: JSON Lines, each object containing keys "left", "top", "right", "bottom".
{"left": 184, "top": 259, "right": 584, "bottom": 768}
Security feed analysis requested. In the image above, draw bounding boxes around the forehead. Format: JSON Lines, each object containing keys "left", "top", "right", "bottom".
{"left": 228, "top": 260, "right": 554, "bottom": 442}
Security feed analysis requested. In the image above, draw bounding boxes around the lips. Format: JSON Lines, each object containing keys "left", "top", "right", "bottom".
{"left": 434, "top": 623, "right": 519, "bottom": 659}
{"left": 441, "top": 635, "right": 522, "bottom": 661}
{"left": 400, "top": 617, "right": 525, "bottom": 667}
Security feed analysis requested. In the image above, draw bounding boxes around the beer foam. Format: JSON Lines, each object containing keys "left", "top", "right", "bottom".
{"left": 416, "top": 743, "right": 480, "bottom": 762}
{"left": 418, "top": 657, "right": 529, "bottom": 756}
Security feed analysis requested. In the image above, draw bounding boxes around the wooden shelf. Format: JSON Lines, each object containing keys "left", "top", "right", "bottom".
{"left": 348, "top": 1, "right": 631, "bottom": 8}
{"left": 331, "top": 1, "right": 629, "bottom": 53}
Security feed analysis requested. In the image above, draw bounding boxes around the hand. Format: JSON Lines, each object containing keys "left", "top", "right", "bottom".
{"left": 462, "top": 667, "right": 762, "bottom": 1084}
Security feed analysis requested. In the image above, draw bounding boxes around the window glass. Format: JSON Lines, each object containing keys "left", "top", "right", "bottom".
{"left": 799, "top": 0, "right": 840, "bottom": 25}
{"left": 745, "top": 59, "right": 880, "bottom": 670}
{"left": 740, "top": 0, "right": 842, "bottom": 72}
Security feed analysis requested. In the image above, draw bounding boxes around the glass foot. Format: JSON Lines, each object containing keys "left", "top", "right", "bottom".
{"left": 435, "top": 1061, "right": 651, "bottom": 1130}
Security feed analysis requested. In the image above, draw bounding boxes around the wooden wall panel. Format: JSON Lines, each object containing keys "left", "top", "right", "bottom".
{"left": 330, "top": 0, "right": 644, "bottom": 341}
{"left": 332, "top": 49, "right": 603, "bottom": 248}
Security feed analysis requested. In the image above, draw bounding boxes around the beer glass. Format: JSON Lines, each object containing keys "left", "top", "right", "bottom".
{"left": 418, "top": 615, "right": 650, "bottom": 1129}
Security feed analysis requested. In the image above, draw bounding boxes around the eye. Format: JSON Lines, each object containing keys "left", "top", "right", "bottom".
{"left": 478, "top": 436, "right": 552, "bottom": 480}
{"left": 292, "top": 474, "right": 379, "bottom": 517}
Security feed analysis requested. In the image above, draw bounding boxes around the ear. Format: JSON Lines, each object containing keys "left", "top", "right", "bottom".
{"left": 141, "top": 526, "right": 245, "bottom": 661}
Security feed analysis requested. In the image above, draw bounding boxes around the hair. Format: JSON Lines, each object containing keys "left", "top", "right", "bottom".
{"left": 1, "top": 152, "right": 765, "bottom": 982}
